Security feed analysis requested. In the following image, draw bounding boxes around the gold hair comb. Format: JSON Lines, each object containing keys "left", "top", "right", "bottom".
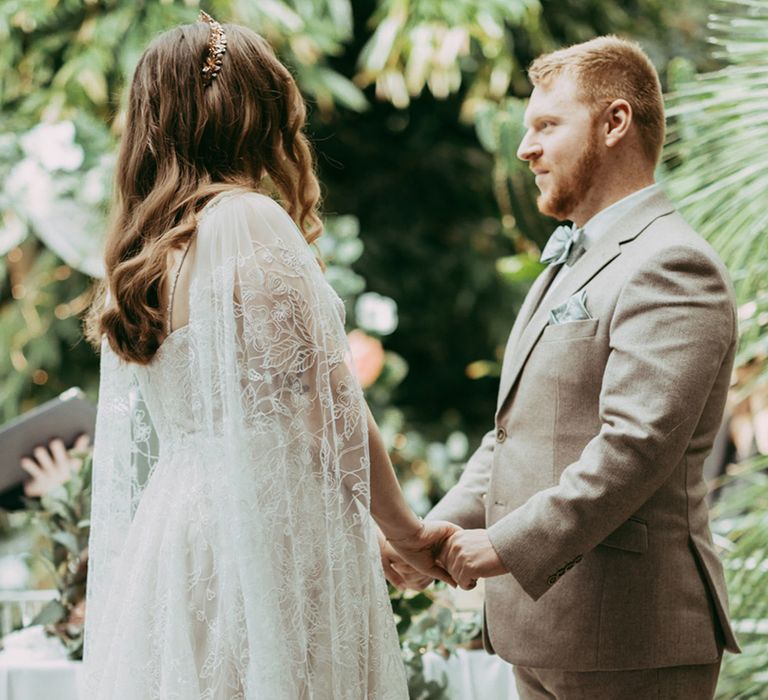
{"left": 199, "top": 10, "right": 227, "bottom": 87}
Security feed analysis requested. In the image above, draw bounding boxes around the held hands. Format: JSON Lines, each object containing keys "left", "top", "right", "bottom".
{"left": 381, "top": 520, "right": 460, "bottom": 588}
{"left": 377, "top": 523, "right": 508, "bottom": 591}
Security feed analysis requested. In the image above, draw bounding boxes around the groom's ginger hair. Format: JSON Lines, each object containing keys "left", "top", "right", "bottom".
{"left": 528, "top": 35, "right": 665, "bottom": 165}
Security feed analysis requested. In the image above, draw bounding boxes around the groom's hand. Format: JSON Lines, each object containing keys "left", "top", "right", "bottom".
{"left": 440, "top": 529, "right": 507, "bottom": 590}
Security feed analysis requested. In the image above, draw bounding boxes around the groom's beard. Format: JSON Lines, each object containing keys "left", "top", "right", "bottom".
{"left": 537, "top": 129, "right": 601, "bottom": 221}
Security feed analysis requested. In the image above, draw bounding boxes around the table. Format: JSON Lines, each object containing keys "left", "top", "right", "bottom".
{"left": 423, "top": 648, "right": 520, "bottom": 699}
{"left": 0, "top": 627, "right": 83, "bottom": 700}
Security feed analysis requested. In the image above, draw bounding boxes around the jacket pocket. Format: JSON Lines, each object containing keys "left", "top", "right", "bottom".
{"left": 540, "top": 317, "right": 599, "bottom": 342}
{"left": 598, "top": 516, "right": 648, "bottom": 554}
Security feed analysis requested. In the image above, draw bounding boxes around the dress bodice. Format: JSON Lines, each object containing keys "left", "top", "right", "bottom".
{"left": 133, "top": 327, "right": 200, "bottom": 448}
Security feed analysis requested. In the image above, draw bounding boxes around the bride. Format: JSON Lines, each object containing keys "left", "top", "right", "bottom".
{"left": 83, "top": 12, "right": 456, "bottom": 699}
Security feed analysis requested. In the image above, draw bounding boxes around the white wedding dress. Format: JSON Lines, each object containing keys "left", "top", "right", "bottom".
{"left": 84, "top": 191, "right": 408, "bottom": 699}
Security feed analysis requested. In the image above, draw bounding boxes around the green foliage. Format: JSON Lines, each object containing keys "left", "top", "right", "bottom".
{"left": 392, "top": 585, "right": 481, "bottom": 699}
{"left": 1, "top": 1, "right": 193, "bottom": 128}
{"left": 664, "top": 3, "right": 768, "bottom": 697}
{"left": 228, "top": 0, "right": 366, "bottom": 112}
{"left": 0, "top": 0, "right": 365, "bottom": 128}
{"left": 711, "top": 455, "right": 768, "bottom": 699}
{"left": 25, "top": 446, "right": 92, "bottom": 660}
{"left": 0, "top": 117, "right": 110, "bottom": 419}
{"left": 356, "top": 0, "right": 540, "bottom": 107}
{"left": 473, "top": 96, "right": 551, "bottom": 248}
{"left": 665, "top": 0, "right": 768, "bottom": 379}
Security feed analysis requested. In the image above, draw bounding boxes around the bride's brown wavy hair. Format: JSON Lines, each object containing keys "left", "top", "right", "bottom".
{"left": 84, "top": 21, "right": 322, "bottom": 364}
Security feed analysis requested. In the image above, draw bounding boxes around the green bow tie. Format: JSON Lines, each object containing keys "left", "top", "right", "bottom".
{"left": 540, "top": 224, "right": 586, "bottom": 267}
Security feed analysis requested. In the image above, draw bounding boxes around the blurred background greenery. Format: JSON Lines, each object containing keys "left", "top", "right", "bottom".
{"left": 1, "top": 0, "right": 767, "bottom": 697}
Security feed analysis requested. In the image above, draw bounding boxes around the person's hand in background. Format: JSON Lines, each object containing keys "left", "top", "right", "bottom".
{"left": 20, "top": 434, "right": 90, "bottom": 498}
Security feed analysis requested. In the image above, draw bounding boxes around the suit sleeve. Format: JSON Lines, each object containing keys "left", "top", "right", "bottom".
{"left": 487, "top": 245, "right": 737, "bottom": 600}
{"left": 425, "top": 428, "right": 496, "bottom": 529}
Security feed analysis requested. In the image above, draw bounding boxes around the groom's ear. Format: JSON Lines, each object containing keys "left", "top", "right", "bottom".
{"left": 602, "top": 99, "right": 632, "bottom": 148}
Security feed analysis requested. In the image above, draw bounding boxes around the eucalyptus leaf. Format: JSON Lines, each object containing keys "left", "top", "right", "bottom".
{"left": 51, "top": 530, "right": 81, "bottom": 556}
{"left": 30, "top": 599, "right": 67, "bottom": 626}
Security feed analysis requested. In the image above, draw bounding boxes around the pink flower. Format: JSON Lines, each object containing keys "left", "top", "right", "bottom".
{"left": 347, "top": 330, "right": 385, "bottom": 388}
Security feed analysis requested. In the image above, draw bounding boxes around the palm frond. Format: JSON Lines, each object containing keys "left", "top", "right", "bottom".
{"left": 711, "top": 455, "right": 768, "bottom": 699}
{"left": 664, "top": 0, "right": 768, "bottom": 375}
{"left": 666, "top": 5, "right": 768, "bottom": 696}
{"left": 664, "top": 0, "right": 768, "bottom": 290}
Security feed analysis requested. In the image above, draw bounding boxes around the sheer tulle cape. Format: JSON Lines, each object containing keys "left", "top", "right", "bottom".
{"left": 84, "top": 192, "right": 407, "bottom": 699}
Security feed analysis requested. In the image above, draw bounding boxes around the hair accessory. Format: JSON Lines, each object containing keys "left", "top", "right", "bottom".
{"left": 199, "top": 10, "right": 227, "bottom": 87}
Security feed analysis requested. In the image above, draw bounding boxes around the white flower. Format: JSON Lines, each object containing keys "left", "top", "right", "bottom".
{"left": 0, "top": 555, "right": 30, "bottom": 590}
{"left": 0, "top": 209, "right": 27, "bottom": 255}
{"left": 82, "top": 166, "right": 106, "bottom": 204}
{"left": 446, "top": 431, "right": 469, "bottom": 460}
{"left": 355, "top": 292, "right": 398, "bottom": 335}
{"left": 403, "top": 478, "right": 431, "bottom": 514}
{"left": 5, "top": 157, "right": 106, "bottom": 277}
{"left": 20, "top": 121, "right": 84, "bottom": 172}
{"left": 6, "top": 158, "right": 54, "bottom": 215}
{"left": 81, "top": 152, "right": 115, "bottom": 205}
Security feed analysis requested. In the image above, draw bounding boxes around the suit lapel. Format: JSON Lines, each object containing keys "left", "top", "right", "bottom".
{"left": 495, "top": 263, "right": 559, "bottom": 411}
{"left": 495, "top": 190, "right": 676, "bottom": 415}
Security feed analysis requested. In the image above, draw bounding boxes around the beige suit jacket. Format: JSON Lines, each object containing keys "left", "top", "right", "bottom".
{"left": 429, "top": 190, "right": 740, "bottom": 671}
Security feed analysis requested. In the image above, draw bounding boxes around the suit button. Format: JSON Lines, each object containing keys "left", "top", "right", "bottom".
{"left": 547, "top": 575, "right": 558, "bottom": 585}
{"left": 496, "top": 427, "right": 507, "bottom": 443}
{"left": 574, "top": 555, "right": 583, "bottom": 564}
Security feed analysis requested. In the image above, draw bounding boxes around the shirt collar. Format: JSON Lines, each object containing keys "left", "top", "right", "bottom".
{"left": 580, "top": 183, "right": 662, "bottom": 250}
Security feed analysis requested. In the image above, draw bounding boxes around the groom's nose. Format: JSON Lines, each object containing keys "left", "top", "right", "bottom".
{"left": 517, "top": 129, "right": 541, "bottom": 162}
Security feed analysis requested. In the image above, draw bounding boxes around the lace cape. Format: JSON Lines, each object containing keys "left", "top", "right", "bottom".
{"left": 84, "top": 192, "right": 407, "bottom": 698}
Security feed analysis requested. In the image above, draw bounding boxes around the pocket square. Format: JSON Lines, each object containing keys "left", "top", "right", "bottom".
{"left": 549, "top": 289, "right": 592, "bottom": 325}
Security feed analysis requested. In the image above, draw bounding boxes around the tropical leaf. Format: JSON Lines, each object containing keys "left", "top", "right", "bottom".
{"left": 652, "top": 4, "right": 768, "bottom": 695}
{"left": 356, "top": 0, "right": 540, "bottom": 107}
{"left": 664, "top": 0, "right": 768, "bottom": 381}
{"left": 711, "top": 454, "right": 768, "bottom": 698}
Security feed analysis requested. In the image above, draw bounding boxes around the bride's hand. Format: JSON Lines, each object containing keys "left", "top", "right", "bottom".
{"left": 376, "top": 527, "right": 433, "bottom": 590}
{"left": 387, "top": 520, "right": 460, "bottom": 588}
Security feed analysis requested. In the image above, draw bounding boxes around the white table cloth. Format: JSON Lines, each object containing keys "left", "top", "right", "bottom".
{"left": 423, "top": 648, "right": 519, "bottom": 699}
{"left": 0, "top": 627, "right": 84, "bottom": 700}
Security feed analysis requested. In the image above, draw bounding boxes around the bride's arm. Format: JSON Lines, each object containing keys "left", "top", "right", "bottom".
{"left": 365, "top": 404, "right": 422, "bottom": 541}
{"left": 202, "top": 192, "right": 458, "bottom": 583}
{"left": 365, "top": 404, "right": 458, "bottom": 586}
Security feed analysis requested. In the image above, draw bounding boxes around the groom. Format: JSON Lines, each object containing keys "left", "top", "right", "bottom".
{"left": 384, "top": 36, "right": 741, "bottom": 698}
